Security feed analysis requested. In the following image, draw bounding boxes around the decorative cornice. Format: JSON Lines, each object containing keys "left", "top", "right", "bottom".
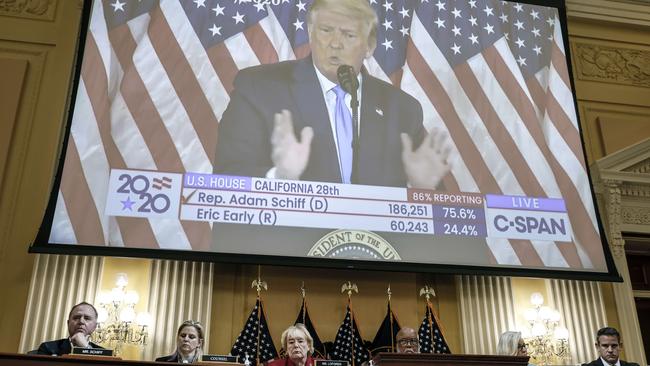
{"left": 621, "top": 183, "right": 650, "bottom": 197}
{"left": 624, "top": 159, "right": 650, "bottom": 174}
{"left": 574, "top": 43, "right": 650, "bottom": 88}
{"left": 567, "top": 0, "right": 650, "bottom": 27}
{"left": 0, "top": 0, "right": 54, "bottom": 20}
{"left": 622, "top": 206, "right": 650, "bottom": 225}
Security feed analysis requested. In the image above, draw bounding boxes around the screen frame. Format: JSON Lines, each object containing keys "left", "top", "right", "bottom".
{"left": 30, "top": 0, "right": 622, "bottom": 282}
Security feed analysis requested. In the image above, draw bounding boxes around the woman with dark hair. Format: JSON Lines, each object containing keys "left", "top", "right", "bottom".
{"left": 156, "top": 320, "right": 205, "bottom": 363}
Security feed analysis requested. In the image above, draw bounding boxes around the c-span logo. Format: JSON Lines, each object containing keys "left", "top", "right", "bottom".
{"left": 307, "top": 230, "right": 401, "bottom": 261}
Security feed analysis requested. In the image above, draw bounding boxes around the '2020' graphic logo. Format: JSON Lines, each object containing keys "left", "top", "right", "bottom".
{"left": 106, "top": 170, "right": 182, "bottom": 219}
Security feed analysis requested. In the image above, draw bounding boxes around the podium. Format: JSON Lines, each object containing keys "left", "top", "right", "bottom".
{"left": 371, "top": 352, "right": 530, "bottom": 366}
{"left": 0, "top": 352, "right": 530, "bottom": 366}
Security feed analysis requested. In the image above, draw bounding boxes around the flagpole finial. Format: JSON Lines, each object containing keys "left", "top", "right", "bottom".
{"left": 419, "top": 285, "right": 436, "bottom": 302}
{"left": 251, "top": 267, "right": 267, "bottom": 297}
{"left": 341, "top": 281, "right": 358, "bottom": 299}
{"left": 300, "top": 281, "right": 306, "bottom": 299}
{"left": 387, "top": 284, "right": 392, "bottom": 302}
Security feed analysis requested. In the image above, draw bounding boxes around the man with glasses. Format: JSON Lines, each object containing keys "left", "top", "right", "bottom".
{"left": 581, "top": 327, "right": 639, "bottom": 366}
{"left": 395, "top": 327, "right": 419, "bottom": 354}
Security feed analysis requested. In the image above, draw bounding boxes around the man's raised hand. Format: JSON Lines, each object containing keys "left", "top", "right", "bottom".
{"left": 271, "top": 109, "right": 314, "bottom": 180}
{"left": 401, "top": 128, "right": 452, "bottom": 189}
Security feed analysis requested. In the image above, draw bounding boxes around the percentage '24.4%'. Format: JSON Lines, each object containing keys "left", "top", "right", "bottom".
{"left": 443, "top": 223, "right": 479, "bottom": 236}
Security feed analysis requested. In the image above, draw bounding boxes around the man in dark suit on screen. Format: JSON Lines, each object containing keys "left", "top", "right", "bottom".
{"left": 35, "top": 302, "right": 103, "bottom": 355}
{"left": 214, "top": 0, "right": 451, "bottom": 188}
{"left": 581, "top": 327, "right": 639, "bottom": 366}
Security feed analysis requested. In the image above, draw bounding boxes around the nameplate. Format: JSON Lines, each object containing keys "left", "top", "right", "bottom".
{"left": 201, "top": 354, "right": 239, "bottom": 363}
{"left": 315, "top": 360, "right": 349, "bottom": 366}
{"left": 71, "top": 347, "right": 113, "bottom": 356}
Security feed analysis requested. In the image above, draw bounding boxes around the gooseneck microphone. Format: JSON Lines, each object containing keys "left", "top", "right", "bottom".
{"left": 336, "top": 65, "right": 360, "bottom": 184}
{"left": 336, "top": 64, "right": 359, "bottom": 97}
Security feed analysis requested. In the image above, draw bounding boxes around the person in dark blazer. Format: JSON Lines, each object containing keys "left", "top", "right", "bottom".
{"left": 35, "top": 302, "right": 103, "bottom": 355}
{"left": 156, "top": 320, "right": 205, "bottom": 363}
{"left": 214, "top": 0, "right": 451, "bottom": 189}
{"left": 581, "top": 327, "right": 639, "bottom": 366}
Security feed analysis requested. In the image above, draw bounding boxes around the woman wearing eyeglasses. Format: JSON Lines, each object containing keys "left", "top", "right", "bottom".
{"left": 156, "top": 320, "right": 205, "bottom": 363}
{"left": 497, "top": 331, "right": 534, "bottom": 366}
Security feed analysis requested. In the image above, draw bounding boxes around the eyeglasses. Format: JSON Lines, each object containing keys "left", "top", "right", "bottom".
{"left": 397, "top": 338, "right": 419, "bottom": 346}
{"left": 518, "top": 343, "right": 528, "bottom": 350}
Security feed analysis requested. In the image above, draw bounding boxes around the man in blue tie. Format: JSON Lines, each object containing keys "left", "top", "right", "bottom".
{"left": 215, "top": 0, "right": 452, "bottom": 189}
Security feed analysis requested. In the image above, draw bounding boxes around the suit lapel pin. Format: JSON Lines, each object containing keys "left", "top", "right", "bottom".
{"left": 375, "top": 108, "right": 383, "bottom": 116}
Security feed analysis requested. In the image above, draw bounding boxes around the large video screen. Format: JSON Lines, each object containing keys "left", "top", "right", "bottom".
{"left": 34, "top": 0, "right": 619, "bottom": 279}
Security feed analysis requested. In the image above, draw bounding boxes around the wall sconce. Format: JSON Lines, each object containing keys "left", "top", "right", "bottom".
{"left": 522, "top": 292, "right": 570, "bottom": 365}
{"left": 94, "top": 273, "right": 152, "bottom": 355}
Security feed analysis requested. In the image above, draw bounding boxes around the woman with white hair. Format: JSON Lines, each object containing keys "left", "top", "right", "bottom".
{"left": 267, "top": 324, "right": 315, "bottom": 366}
{"left": 497, "top": 331, "right": 534, "bottom": 366}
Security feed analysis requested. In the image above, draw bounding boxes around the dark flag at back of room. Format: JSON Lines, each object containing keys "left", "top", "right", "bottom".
{"left": 370, "top": 285, "right": 401, "bottom": 355}
{"left": 294, "top": 283, "right": 327, "bottom": 358}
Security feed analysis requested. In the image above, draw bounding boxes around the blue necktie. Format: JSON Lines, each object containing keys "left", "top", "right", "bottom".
{"left": 332, "top": 85, "right": 353, "bottom": 183}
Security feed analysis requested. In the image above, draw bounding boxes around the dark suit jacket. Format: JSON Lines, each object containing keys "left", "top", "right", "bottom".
{"left": 155, "top": 353, "right": 179, "bottom": 362}
{"left": 155, "top": 353, "right": 181, "bottom": 362}
{"left": 214, "top": 56, "right": 425, "bottom": 187}
{"left": 156, "top": 352, "right": 201, "bottom": 363}
{"left": 581, "top": 358, "right": 640, "bottom": 366}
{"left": 36, "top": 338, "right": 102, "bottom": 355}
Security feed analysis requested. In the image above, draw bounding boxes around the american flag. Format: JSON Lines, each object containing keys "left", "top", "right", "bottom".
{"left": 230, "top": 298, "right": 278, "bottom": 365}
{"left": 51, "top": 0, "right": 605, "bottom": 271}
{"left": 331, "top": 304, "right": 370, "bottom": 366}
{"left": 417, "top": 301, "right": 450, "bottom": 354}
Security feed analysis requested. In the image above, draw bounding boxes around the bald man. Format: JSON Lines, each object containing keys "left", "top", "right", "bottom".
{"left": 396, "top": 327, "right": 419, "bottom": 354}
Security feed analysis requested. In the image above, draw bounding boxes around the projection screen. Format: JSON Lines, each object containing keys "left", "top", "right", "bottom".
{"left": 33, "top": 0, "right": 620, "bottom": 280}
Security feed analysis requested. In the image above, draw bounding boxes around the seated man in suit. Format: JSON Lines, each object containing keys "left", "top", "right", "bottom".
{"left": 582, "top": 327, "right": 639, "bottom": 366}
{"left": 395, "top": 327, "right": 419, "bottom": 354}
{"left": 215, "top": 0, "right": 452, "bottom": 188}
{"left": 36, "top": 302, "right": 102, "bottom": 355}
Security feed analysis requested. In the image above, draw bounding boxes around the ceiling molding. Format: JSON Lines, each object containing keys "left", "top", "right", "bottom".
{"left": 567, "top": 0, "right": 650, "bottom": 27}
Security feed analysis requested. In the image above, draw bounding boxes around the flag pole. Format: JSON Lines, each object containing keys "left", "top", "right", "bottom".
{"left": 341, "top": 281, "right": 358, "bottom": 366}
{"left": 387, "top": 284, "right": 395, "bottom": 353}
{"left": 252, "top": 266, "right": 268, "bottom": 365}
{"left": 300, "top": 281, "right": 306, "bottom": 324}
{"left": 419, "top": 285, "right": 436, "bottom": 353}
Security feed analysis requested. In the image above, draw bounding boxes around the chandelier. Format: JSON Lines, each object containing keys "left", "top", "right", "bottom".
{"left": 522, "top": 292, "right": 570, "bottom": 365}
{"left": 94, "top": 273, "right": 152, "bottom": 355}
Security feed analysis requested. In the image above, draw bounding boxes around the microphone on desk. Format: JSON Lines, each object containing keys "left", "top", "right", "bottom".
{"left": 337, "top": 65, "right": 360, "bottom": 183}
